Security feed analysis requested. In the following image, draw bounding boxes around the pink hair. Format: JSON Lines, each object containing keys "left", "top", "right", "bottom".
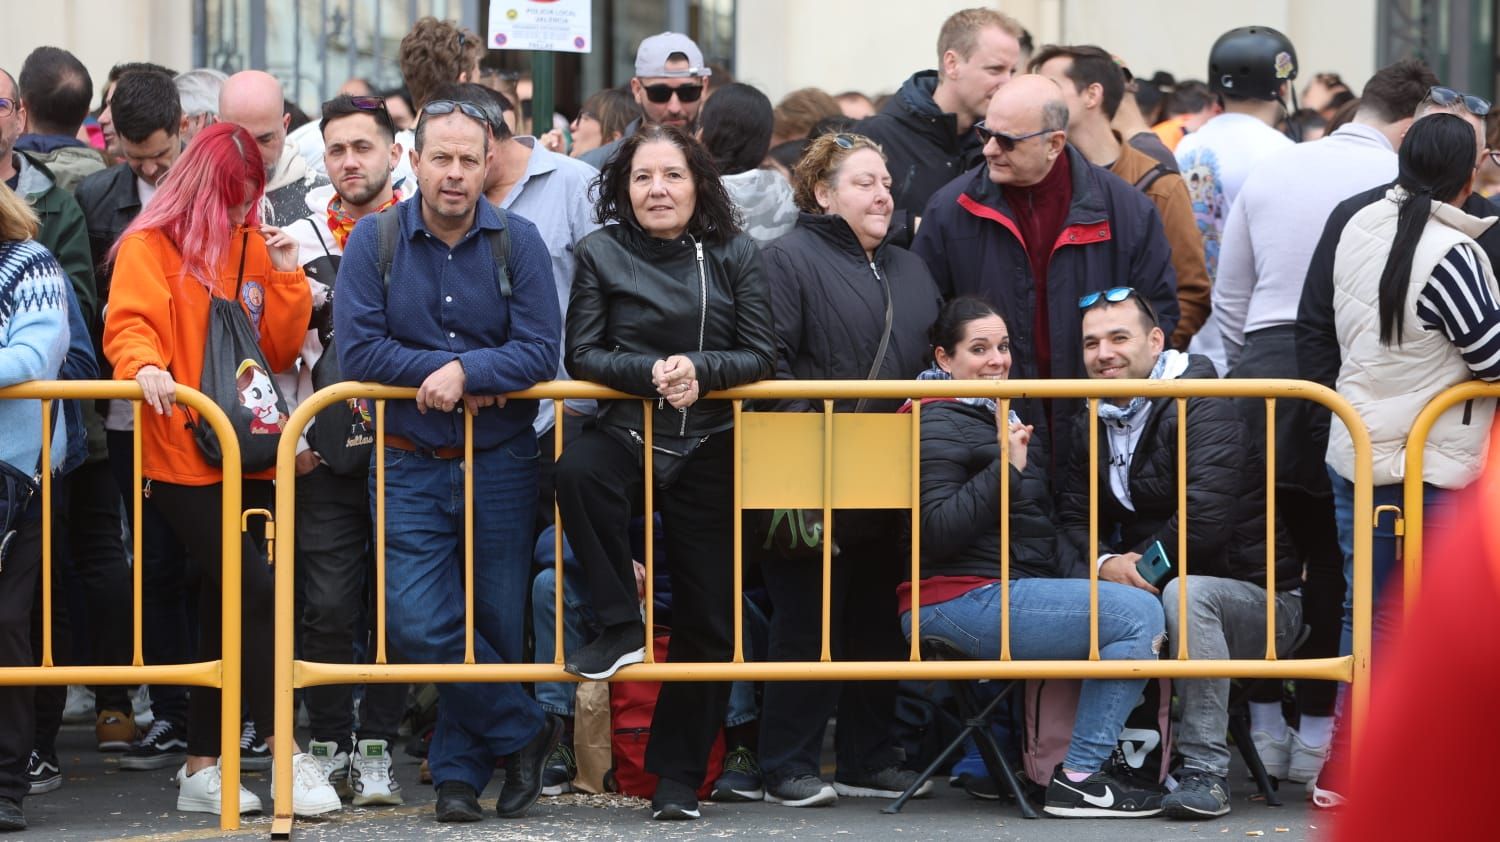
{"left": 111, "top": 122, "right": 266, "bottom": 289}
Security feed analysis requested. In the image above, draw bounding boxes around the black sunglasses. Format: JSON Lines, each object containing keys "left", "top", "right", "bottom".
{"left": 1427, "top": 86, "right": 1491, "bottom": 117}
{"left": 421, "top": 99, "right": 494, "bottom": 132}
{"left": 348, "top": 95, "right": 388, "bottom": 114}
{"left": 1078, "top": 286, "right": 1158, "bottom": 325}
{"left": 642, "top": 82, "right": 704, "bottom": 104}
{"left": 974, "top": 121, "right": 1055, "bottom": 153}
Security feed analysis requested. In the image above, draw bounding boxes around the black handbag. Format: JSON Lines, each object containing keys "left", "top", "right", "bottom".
{"left": 299, "top": 220, "right": 374, "bottom": 476}
{"left": 602, "top": 425, "right": 709, "bottom": 490}
{"left": 186, "top": 231, "right": 292, "bottom": 473}
{"left": 0, "top": 457, "right": 39, "bottom": 572}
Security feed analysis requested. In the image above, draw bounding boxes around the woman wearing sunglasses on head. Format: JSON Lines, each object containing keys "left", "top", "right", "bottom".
{"left": 751, "top": 132, "right": 940, "bottom": 808}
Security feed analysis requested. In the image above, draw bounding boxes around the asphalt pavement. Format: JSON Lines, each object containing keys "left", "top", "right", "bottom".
{"left": 20, "top": 721, "right": 1333, "bottom": 841}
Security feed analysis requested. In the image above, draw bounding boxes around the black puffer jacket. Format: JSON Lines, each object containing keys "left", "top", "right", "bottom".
{"left": 916, "top": 400, "right": 1065, "bottom": 580}
{"left": 762, "top": 213, "right": 941, "bottom": 413}
{"left": 855, "top": 71, "right": 984, "bottom": 220}
{"left": 1057, "top": 354, "right": 1300, "bottom": 588}
{"left": 566, "top": 223, "right": 777, "bottom": 437}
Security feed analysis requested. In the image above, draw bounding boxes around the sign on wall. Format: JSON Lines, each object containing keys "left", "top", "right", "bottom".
{"left": 487, "top": 0, "right": 592, "bottom": 53}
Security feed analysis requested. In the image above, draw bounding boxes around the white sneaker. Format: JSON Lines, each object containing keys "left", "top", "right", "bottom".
{"left": 1287, "top": 730, "right": 1330, "bottom": 783}
{"left": 131, "top": 685, "right": 153, "bottom": 728}
{"left": 1250, "top": 729, "right": 1292, "bottom": 780}
{"left": 62, "top": 685, "right": 95, "bottom": 724}
{"left": 276, "top": 753, "right": 342, "bottom": 816}
{"left": 350, "top": 739, "right": 404, "bottom": 806}
{"left": 307, "top": 739, "right": 350, "bottom": 797}
{"left": 177, "top": 762, "right": 263, "bottom": 814}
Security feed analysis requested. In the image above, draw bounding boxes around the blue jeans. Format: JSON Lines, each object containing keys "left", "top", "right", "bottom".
{"left": 1327, "top": 466, "right": 1449, "bottom": 664}
{"left": 531, "top": 562, "right": 759, "bottom": 727}
{"left": 376, "top": 436, "right": 545, "bottom": 794}
{"left": 899, "top": 578, "right": 1164, "bottom": 772}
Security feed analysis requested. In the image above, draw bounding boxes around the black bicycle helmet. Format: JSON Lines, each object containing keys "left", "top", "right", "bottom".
{"left": 1207, "top": 26, "right": 1297, "bottom": 101}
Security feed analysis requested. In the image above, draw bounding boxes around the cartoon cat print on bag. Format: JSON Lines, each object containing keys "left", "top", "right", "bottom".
{"left": 236, "top": 359, "right": 287, "bottom": 434}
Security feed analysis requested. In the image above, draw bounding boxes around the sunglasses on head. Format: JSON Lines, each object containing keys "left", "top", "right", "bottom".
{"left": 1427, "top": 86, "right": 1491, "bottom": 116}
{"left": 348, "top": 95, "right": 388, "bottom": 113}
{"left": 642, "top": 82, "right": 704, "bottom": 104}
{"left": 1078, "top": 286, "right": 1159, "bottom": 325}
{"left": 974, "top": 121, "right": 1055, "bottom": 153}
{"left": 421, "top": 98, "right": 494, "bottom": 131}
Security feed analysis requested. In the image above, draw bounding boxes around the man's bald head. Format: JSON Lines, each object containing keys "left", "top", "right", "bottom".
{"left": 219, "top": 70, "right": 289, "bottom": 176}
{"left": 979, "top": 74, "right": 1070, "bottom": 188}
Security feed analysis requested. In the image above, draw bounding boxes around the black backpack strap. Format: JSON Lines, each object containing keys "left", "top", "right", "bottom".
{"left": 375, "top": 206, "right": 401, "bottom": 293}
{"left": 1133, "top": 163, "right": 1169, "bottom": 194}
{"left": 488, "top": 207, "right": 512, "bottom": 298}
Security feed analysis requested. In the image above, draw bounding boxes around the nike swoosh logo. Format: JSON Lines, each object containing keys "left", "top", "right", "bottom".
{"left": 1057, "top": 778, "right": 1115, "bottom": 808}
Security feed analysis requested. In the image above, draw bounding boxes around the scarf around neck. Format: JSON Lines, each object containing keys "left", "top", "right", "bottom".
{"left": 327, "top": 190, "right": 401, "bottom": 250}
{"left": 1097, "top": 348, "right": 1189, "bottom": 425}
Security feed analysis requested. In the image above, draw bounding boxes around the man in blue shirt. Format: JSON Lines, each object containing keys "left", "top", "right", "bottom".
{"left": 334, "top": 97, "right": 563, "bottom": 823}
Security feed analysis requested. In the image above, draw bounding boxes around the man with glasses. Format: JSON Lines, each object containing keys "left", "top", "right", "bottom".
{"left": 334, "top": 90, "right": 563, "bottom": 825}
{"left": 1296, "top": 81, "right": 1500, "bottom": 808}
{"left": 913, "top": 74, "right": 1178, "bottom": 477}
{"left": 578, "top": 32, "right": 711, "bottom": 168}
{"left": 281, "top": 93, "right": 409, "bottom": 809}
{"left": 1058, "top": 287, "right": 1301, "bottom": 820}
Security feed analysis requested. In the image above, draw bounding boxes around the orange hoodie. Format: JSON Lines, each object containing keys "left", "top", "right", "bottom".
{"left": 104, "top": 227, "right": 311, "bottom": 485}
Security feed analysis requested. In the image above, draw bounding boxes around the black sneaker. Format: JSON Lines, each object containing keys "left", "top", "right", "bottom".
{"left": 240, "top": 721, "right": 272, "bottom": 771}
{"left": 121, "top": 719, "right": 188, "bottom": 771}
{"left": 434, "top": 781, "right": 483, "bottom": 822}
{"left": 26, "top": 751, "right": 61, "bottom": 795}
{"left": 1043, "top": 764, "right": 1164, "bottom": 818}
{"left": 541, "top": 742, "right": 576, "bottom": 797}
{"left": 1161, "top": 770, "right": 1230, "bottom": 818}
{"left": 764, "top": 774, "right": 836, "bottom": 807}
{"left": 0, "top": 796, "right": 24, "bottom": 832}
{"left": 954, "top": 772, "right": 1000, "bottom": 800}
{"left": 710, "top": 745, "right": 764, "bottom": 802}
{"left": 564, "top": 622, "right": 646, "bottom": 680}
{"left": 651, "top": 777, "right": 701, "bottom": 820}
{"left": 833, "top": 766, "right": 932, "bottom": 799}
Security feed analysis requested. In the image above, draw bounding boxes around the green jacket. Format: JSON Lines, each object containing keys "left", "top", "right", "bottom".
{"left": 17, "top": 150, "right": 108, "bottom": 461}
{"left": 23, "top": 144, "right": 107, "bottom": 193}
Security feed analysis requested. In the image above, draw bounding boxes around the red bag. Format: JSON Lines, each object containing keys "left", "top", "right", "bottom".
{"left": 608, "top": 632, "right": 726, "bottom": 799}
{"left": 1022, "top": 677, "right": 1173, "bottom": 786}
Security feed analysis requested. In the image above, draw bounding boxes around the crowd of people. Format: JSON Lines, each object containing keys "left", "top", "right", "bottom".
{"left": 0, "top": 6, "right": 1494, "bottom": 833}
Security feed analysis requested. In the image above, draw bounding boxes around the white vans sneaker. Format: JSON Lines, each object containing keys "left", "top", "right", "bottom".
{"left": 350, "top": 739, "right": 404, "bottom": 806}
{"left": 1287, "top": 730, "right": 1329, "bottom": 783}
{"left": 307, "top": 739, "right": 350, "bottom": 797}
{"left": 276, "top": 753, "right": 342, "bottom": 816}
{"left": 177, "top": 763, "right": 263, "bottom": 815}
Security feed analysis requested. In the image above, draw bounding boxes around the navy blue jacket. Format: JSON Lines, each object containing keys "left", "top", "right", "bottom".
{"left": 912, "top": 145, "right": 1180, "bottom": 473}
{"left": 335, "top": 196, "right": 562, "bottom": 451}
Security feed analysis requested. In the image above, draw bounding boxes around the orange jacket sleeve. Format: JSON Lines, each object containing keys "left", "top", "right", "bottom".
{"left": 103, "top": 232, "right": 176, "bottom": 381}
{"left": 255, "top": 266, "right": 312, "bottom": 373}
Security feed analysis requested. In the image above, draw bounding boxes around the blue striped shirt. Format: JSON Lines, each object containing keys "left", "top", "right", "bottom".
{"left": 1416, "top": 243, "right": 1500, "bottom": 381}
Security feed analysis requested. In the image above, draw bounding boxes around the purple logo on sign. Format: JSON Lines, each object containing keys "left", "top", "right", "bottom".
{"left": 494, "top": 33, "right": 508, "bottom": 46}
{"left": 574, "top": 36, "right": 586, "bottom": 49}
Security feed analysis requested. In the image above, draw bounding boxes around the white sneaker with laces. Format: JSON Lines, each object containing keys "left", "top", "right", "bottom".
{"left": 177, "top": 762, "right": 263, "bottom": 815}
{"left": 62, "top": 685, "right": 95, "bottom": 724}
{"left": 1287, "top": 730, "right": 1330, "bottom": 784}
{"left": 307, "top": 739, "right": 350, "bottom": 797}
{"left": 277, "top": 753, "right": 342, "bottom": 816}
{"left": 1250, "top": 729, "right": 1292, "bottom": 780}
{"left": 131, "top": 685, "right": 153, "bottom": 728}
{"left": 350, "top": 739, "right": 403, "bottom": 806}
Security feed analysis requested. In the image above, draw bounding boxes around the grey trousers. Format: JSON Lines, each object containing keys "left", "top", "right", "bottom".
{"left": 1162, "top": 575, "right": 1302, "bottom": 779}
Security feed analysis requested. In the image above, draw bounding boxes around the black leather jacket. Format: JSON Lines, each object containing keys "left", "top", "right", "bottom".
{"left": 565, "top": 224, "right": 777, "bottom": 438}
{"left": 74, "top": 163, "right": 143, "bottom": 307}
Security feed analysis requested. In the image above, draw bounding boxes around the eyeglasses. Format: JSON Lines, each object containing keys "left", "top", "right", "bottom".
{"left": 1488, "top": 150, "right": 1500, "bottom": 168}
{"left": 0, "top": 97, "right": 14, "bottom": 118}
{"left": 421, "top": 98, "right": 493, "bottom": 132}
{"left": 974, "top": 122, "right": 1055, "bottom": 153}
{"left": 1078, "top": 286, "right": 1158, "bottom": 325}
{"left": 833, "top": 133, "right": 860, "bottom": 149}
{"left": 642, "top": 82, "right": 704, "bottom": 104}
{"left": 1426, "top": 86, "right": 1491, "bottom": 117}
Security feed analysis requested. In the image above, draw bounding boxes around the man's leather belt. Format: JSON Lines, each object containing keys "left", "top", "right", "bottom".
{"left": 383, "top": 433, "right": 465, "bottom": 460}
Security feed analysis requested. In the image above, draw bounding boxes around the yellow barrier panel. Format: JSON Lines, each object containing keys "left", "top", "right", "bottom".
{"left": 271, "top": 377, "right": 1373, "bottom": 838}
{"left": 0, "top": 381, "right": 246, "bottom": 830}
{"left": 1401, "top": 381, "right": 1500, "bottom": 607}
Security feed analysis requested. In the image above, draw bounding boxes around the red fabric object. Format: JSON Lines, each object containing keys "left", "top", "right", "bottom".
{"left": 609, "top": 633, "right": 726, "bottom": 799}
{"left": 1335, "top": 445, "right": 1500, "bottom": 841}
{"left": 896, "top": 575, "right": 995, "bottom": 615}
{"left": 1002, "top": 152, "right": 1072, "bottom": 380}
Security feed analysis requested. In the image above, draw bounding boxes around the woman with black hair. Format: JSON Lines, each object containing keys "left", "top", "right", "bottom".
{"left": 697, "top": 83, "right": 799, "bottom": 244}
{"left": 554, "top": 125, "right": 777, "bottom": 821}
{"left": 1325, "top": 111, "right": 1500, "bottom": 684}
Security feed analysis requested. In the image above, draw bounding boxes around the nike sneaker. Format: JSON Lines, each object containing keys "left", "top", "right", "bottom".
{"left": 1043, "top": 764, "right": 1164, "bottom": 818}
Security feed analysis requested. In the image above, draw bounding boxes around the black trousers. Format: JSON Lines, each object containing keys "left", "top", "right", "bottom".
{"left": 0, "top": 514, "right": 42, "bottom": 803}
{"left": 146, "top": 479, "right": 275, "bottom": 757}
{"left": 757, "top": 524, "right": 905, "bottom": 784}
{"left": 32, "top": 460, "right": 134, "bottom": 754}
{"left": 294, "top": 465, "right": 405, "bottom": 746}
{"left": 556, "top": 427, "right": 735, "bottom": 788}
{"left": 107, "top": 431, "right": 192, "bottom": 726}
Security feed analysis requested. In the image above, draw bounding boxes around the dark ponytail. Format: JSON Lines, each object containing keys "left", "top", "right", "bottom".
{"left": 1377, "top": 113, "right": 1476, "bottom": 346}
{"left": 929, "top": 296, "right": 1005, "bottom": 357}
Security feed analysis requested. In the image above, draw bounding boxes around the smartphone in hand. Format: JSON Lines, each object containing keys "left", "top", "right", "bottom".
{"left": 1135, "top": 540, "right": 1172, "bottom": 587}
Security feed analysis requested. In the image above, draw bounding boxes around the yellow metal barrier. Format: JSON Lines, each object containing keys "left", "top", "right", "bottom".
{"left": 270, "top": 377, "right": 1374, "bottom": 837}
{"left": 1401, "top": 381, "right": 1500, "bottom": 606}
{"left": 0, "top": 381, "right": 247, "bottom": 830}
